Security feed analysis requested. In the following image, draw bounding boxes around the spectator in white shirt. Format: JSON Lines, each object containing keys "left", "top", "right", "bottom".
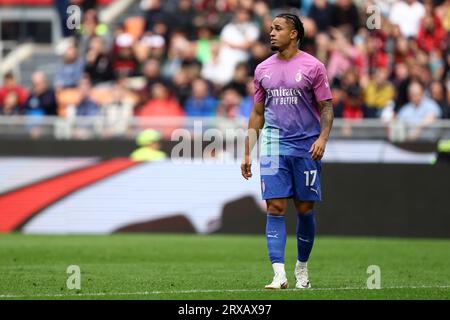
{"left": 218, "top": 7, "right": 259, "bottom": 83}
{"left": 389, "top": 0, "right": 425, "bottom": 38}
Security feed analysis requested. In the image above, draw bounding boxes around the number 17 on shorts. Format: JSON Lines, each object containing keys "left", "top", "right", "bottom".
{"left": 260, "top": 155, "right": 322, "bottom": 201}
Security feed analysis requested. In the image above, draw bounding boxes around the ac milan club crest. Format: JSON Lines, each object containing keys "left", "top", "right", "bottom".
{"left": 295, "top": 69, "right": 302, "bottom": 82}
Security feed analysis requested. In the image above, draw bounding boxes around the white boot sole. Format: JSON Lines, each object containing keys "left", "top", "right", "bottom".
{"left": 265, "top": 281, "right": 289, "bottom": 289}
{"left": 295, "top": 282, "right": 311, "bottom": 289}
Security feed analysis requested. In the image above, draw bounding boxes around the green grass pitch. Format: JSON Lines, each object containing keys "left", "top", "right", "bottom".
{"left": 0, "top": 234, "right": 449, "bottom": 300}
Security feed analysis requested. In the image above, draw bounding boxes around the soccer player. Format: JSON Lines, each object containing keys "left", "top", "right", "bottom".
{"left": 241, "top": 13, "right": 333, "bottom": 289}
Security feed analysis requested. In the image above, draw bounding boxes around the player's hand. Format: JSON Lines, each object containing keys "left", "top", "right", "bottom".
{"left": 309, "top": 137, "right": 327, "bottom": 161}
{"left": 241, "top": 156, "right": 252, "bottom": 180}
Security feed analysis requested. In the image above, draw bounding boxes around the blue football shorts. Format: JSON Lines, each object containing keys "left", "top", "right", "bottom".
{"left": 260, "top": 155, "right": 322, "bottom": 201}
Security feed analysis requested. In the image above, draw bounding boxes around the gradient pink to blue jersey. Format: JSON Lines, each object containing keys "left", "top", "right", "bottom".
{"left": 254, "top": 51, "right": 332, "bottom": 157}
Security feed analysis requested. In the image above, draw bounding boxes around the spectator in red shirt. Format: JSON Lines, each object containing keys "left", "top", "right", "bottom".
{"left": 335, "top": 68, "right": 366, "bottom": 120}
{"left": 137, "top": 82, "right": 184, "bottom": 137}
{"left": 417, "top": 13, "right": 446, "bottom": 52}
{"left": 137, "top": 58, "right": 170, "bottom": 107}
{"left": 335, "top": 85, "right": 366, "bottom": 120}
{"left": 365, "top": 32, "right": 389, "bottom": 73}
{"left": 0, "top": 92, "right": 22, "bottom": 116}
{"left": 0, "top": 72, "right": 28, "bottom": 112}
{"left": 138, "top": 82, "right": 184, "bottom": 117}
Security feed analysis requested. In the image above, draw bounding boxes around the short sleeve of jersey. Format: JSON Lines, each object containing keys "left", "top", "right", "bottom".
{"left": 253, "top": 66, "right": 266, "bottom": 103}
{"left": 313, "top": 63, "right": 332, "bottom": 102}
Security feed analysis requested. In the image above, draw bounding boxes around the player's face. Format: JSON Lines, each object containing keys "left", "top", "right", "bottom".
{"left": 269, "top": 18, "right": 296, "bottom": 51}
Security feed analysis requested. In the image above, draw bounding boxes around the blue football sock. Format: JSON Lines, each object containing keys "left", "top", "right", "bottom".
{"left": 266, "top": 214, "right": 286, "bottom": 264}
{"left": 297, "top": 210, "right": 316, "bottom": 263}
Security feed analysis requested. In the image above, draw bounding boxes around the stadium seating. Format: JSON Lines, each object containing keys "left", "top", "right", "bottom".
{"left": 56, "top": 87, "right": 139, "bottom": 115}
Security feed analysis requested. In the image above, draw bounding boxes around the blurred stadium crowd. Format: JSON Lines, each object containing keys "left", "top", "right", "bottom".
{"left": 0, "top": 0, "right": 449, "bottom": 138}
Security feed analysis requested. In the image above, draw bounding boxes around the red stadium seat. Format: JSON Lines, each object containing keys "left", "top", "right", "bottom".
{"left": 56, "top": 89, "right": 81, "bottom": 116}
{"left": 124, "top": 16, "right": 146, "bottom": 40}
{"left": 56, "top": 87, "right": 139, "bottom": 116}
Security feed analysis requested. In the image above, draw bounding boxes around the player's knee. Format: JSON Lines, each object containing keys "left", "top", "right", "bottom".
{"left": 296, "top": 201, "right": 315, "bottom": 214}
{"left": 267, "top": 200, "right": 286, "bottom": 214}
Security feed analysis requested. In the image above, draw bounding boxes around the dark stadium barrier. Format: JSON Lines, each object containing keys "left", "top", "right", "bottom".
{"left": 215, "top": 163, "right": 450, "bottom": 239}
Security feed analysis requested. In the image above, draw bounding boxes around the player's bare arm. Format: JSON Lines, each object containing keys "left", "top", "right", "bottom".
{"left": 241, "top": 101, "right": 265, "bottom": 180}
{"left": 309, "top": 99, "right": 334, "bottom": 161}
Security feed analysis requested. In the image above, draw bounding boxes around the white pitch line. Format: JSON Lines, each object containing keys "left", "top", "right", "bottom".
{"left": 0, "top": 285, "right": 449, "bottom": 299}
